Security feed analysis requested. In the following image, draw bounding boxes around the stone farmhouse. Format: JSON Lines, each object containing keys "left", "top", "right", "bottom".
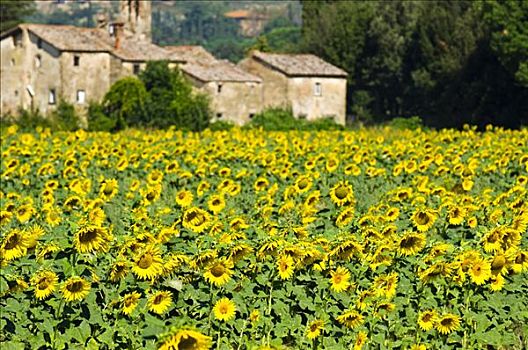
{"left": 0, "top": 0, "right": 348, "bottom": 125}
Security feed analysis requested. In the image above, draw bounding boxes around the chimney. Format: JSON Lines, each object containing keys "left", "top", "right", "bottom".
{"left": 112, "top": 22, "right": 124, "bottom": 49}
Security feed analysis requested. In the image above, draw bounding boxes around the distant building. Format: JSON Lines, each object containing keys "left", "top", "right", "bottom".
{"left": 238, "top": 51, "right": 348, "bottom": 125}
{"left": 224, "top": 9, "right": 268, "bottom": 37}
{"left": 167, "top": 46, "right": 263, "bottom": 125}
{"left": 0, "top": 0, "right": 179, "bottom": 116}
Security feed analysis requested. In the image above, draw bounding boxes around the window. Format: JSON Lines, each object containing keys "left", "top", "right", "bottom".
{"left": 73, "top": 55, "right": 80, "bottom": 66}
{"left": 10, "top": 58, "right": 15, "bottom": 66}
{"left": 35, "top": 55, "right": 41, "bottom": 68}
{"left": 76, "top": 90, "right": 86, "bottom": 104}
{"left": 37, "top": 38, "right": 43, "bottom": 49}
{"left": 217, "top": 84, "right": 223, "bottom": 93}
{"left": 133, "top": 64, "right": 140, "bottom": 74}
{"left": 49, "top": 89, "right": 56, "bottom": 105}
{"left": 249, "top": 113, "right": 255, "bottom": 119}
{"left": 314, "top": 82, "right": 322, "bottom": 96}
{"left": 14, "top": 90, "right": 19, "bottom": 97}
{"left": 216, "top": 113, "right": 223, "bottom": 119}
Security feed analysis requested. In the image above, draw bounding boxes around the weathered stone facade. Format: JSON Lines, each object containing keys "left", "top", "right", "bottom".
{"left": 239, "top": 51, "right": 348, "bottom": 125}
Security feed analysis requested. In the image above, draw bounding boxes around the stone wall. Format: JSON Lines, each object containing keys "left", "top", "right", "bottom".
{"left": 238, "top": 57, "right": 289, "bottom": 110}
{"left": 287, "top": 77, "right": 346, "bottom": 125}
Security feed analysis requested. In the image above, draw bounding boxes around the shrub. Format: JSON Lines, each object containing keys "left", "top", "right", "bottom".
{"left": 87, "top": 101, "right": 116, "bottom": 132}
{"left": 51, "top": 100, "right": 80, "bottom": 131}
{"left": 8, "top": 108, "right": 53, "bottom": 131}
{"left": 208, "top": 120, "right": 235, "bottom": 131}
{"left": 388, "top": 116, "right": 424, "bottom": 130}
{"left": 247, "top": 107, "right": 344, "bottom": 131}
{"left": 102, "top": 77, "right": 148, "bottom": 130}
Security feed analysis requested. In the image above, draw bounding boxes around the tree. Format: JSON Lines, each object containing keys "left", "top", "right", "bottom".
{"left": 0, "top": 0, "right": 35, "bottom": 32}
{"left": 481, "top": 0, "right": 528, "bottom": 87}
{"left": 102, "top": 77, "right": 148, "bottom": 130}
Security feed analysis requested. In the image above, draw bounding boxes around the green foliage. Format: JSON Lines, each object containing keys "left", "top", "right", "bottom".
{"left": 208, "top": 121, "right": 235, "bottom": 131}
{"left": 87, "top": 102, "right": 116, "bottom": 132}
{"left": 102, "top": 77, "right": 148, "bottom": 130}
{"left": 247, "top": 107, "right": 343, "bottom": 131}
{"left": 51, "top": 100, "right": 80, "bottom": 132}
{"left": 0, "top": 0, "right": 35, "bottom": 32}
{"left": 388, "top": 116, "right": 424, "bottom": 130}
{"left": 1, "top": 108, "right": 52, "bottom": 131}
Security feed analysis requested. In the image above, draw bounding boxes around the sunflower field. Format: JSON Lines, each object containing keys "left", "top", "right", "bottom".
{"left": 1, "top": 124, "right": 527, "bottom": 350}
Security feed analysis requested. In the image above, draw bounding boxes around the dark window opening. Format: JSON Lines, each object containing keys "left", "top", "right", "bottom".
{"left": 14, "top": 90, "right": 19, "bottom": 97}
{"left": 133, "top": 64, "right": 140, "bottom": 74}
{"left": 74, "top": 55, "right": 80, "bottom": 66}
{"left": 37, "top": 38, "right": 43, "bottom": 49}
{"left": 216, "top": 113, "right": 223, "bottom": 119}
{"left": 217, "top": 84, "right": 223, "bottom": 93}
{"left": 249, "top": 113, "right": 255, "bottom": 119}
{"left": 314, "top": 82, "right": 322, "bottom": 96}
{"left": 299, "top": 114, "right": 307, "bottom": 120}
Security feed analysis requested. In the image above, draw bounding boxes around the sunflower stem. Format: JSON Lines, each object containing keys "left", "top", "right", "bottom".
{"left": 208, "top": 283, "right": 214, "bottom": 335}
{"left": 236, "top": 320, "right": 247, "bottom": 350}
{"left": 52, "top": 298, "right": 65, "bottom": 350}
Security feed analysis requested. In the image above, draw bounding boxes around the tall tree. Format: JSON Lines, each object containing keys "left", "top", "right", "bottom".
{"left": 0, "top": 0, "right": 35, "bottom": 32}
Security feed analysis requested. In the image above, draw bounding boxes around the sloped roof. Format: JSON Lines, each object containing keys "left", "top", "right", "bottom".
{"left": 1, "top": 23, "right": 181, "bottom": 62}
{"left": 182, "top": 59, "right": 262, "bottom": 83}
{"left": 164, "top": 45, "right": 216, "bottom": 64}
{"left": 251, "top": 51, "right": 348, "bottom": 77}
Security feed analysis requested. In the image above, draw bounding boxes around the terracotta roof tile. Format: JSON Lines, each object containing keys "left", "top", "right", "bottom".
{"left": 164, "top": 45, "right": 216, "bottom": 64}
{"left": 251, "top": 51, "right": 348, "bottom": 77}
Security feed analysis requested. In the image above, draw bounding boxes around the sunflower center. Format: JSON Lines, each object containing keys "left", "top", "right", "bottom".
{"left": 178, "top": 337, "right": 198, "bottom": 350}
{"left": 79, "top": 228, "right": 98, "bottom": 244}
{"left": 298, "top": 179, "right": 309, "bottom": 189}
{"left": 124, "top": 296, "right": 136, "bottom": 307}
{"left": 440, "top": 318, "right": 453, "bottom": 326}
{"left": 415, "top": 212, "right": 429, "bottom": 225}
{"left": 400, "top": 236, "right": 418, "bottom": 249}
{"left": 335, "top": 186, "right": 349, "bottom": 200}
{"left": 422, "top": 313, "right": 432, "bottom": 322}
{"left": 4, "top": 233, "right": 21, "bottom": 250}
{"left": 211, "top": 264, "right": 226, "bottom": 277}
{"left": 67, "top": 281, "right": 84, "bottom": 293}
{"left": 146, "top": 191, "right": 156, "bottom": 201}
{"left": 310, "top": 324, "right": 319, "bottom": 332}
{"left": 38, "top": 278, "right": 50, "bottom": 290}
{"left": 138, "top": 253, "right": 153, "bottom": 269}
{"left": 103, "top": 185, "right": 113, "bottom": 196}
{"left": 333, "top": 275, "right": 343, "bottom": 284}
{"left": 153, "top": 294, "right": 164, "bottom": 305}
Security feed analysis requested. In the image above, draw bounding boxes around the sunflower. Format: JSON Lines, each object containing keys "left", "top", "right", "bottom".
{"left": 490, "top": 254, "right": 508, "bottom": 276}
{"left": 448, "top": 206, "right": 466, "bottom": 225}
{"left": 182, "top": 207, "right": 211, "bottom": 233}
{"left": 99, "top": 178, "right": 118, "bottom": 201}
{"left": 490, "top": 274, "right": 505, "bottom": 292}
{"left": 26, "top": 224, "right": 45, "bottom": 249}
{"left": 295, "top": 175, "right": 312, "bottom": 193}
{"left": 436, "top": 313, "right": 461, "bottom": 335}
{"left": 410, "top": 345, "right": 427, "bottom": 350}
{"left": 122, "top": 291, "right": 141, "bottom": 315}
{"left": 148, "top": 290, "right": 172, "bottom": 314}
{"left": 61, "top": 276, "right": 90, "bottom": 302}
{"left": 468, "top": 258, "right": 491, "bottom": 285}
{"left": 511, "top": 250, "right": 528, "bottom": 273}
{"left": 213, "top": 297, "right": 236, "bottom": 322}
{"left": 385, "top": 207, "right": 400, "bottom": 222}
{"left": 207, "top": 195, "right": 226, "bottom": 214}
{"left": 277, "top": 255, "right": 295, "bottom": 280}
{"left": 330, "top": 181, "right": 354, "bottom": 206}
{"left": 74, "top": 225, "right": 111, "bottom": 254}
{"left": 31, "top": 270, "right": 58, "bottom": 300}
{"left": 353, "top": 331, "right": 368, "bottom": 350}
{"left": 418, "top": 310, "right": 437, "bottom": 331}
{"left": 329, "top": 266, "right": 351, "bottom": 292}
{"left": 203, "top": 259, "right": 233, "bottom": 286}
{"left": 16, "top": 204, "right": 35, "bottom": 223}
{"left": 397, "top": 232, "right": 426, "bottom": 256}
{"left": 336, "top": 207, "right": 355, "bottom": 227}
{"left": 411, "top": 208, "right": 437, "bottom": 232}
{"left": 132, "top": 246, "right": 164, "bottom": 280}
{"left": 249, "top": 310, "right": 260, "bottom": 324}
{"left": 158, "top": 328, "right": 211, "bottom": 350}
{"left": 305, "top": 319, "right": 324, "bottom": 340}
{"left": 336, "top": 309, "right": 364, "bottom": 329}
{"left": 1, "top": 229, "right": 29, "bottom": 261}
{"left": 176, "top": 190, "right": 194, "bottom": 207}
{"left": 109, "top": 261, "right": 129, "bottom": 282}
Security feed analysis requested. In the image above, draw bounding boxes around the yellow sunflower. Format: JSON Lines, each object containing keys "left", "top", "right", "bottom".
{"left": 329, "top": 266, "right": 351, "bottom": 293}
{"left": 159, "top": 328, "right": 211, "bottom": 350}
{"left": 277, "top": 254, "right": 295, "bottom": 280}
{"left": 336, "top": 309, "right": 364, "bottom": 329}
{"left": 74, "top": 225, "right": 112, "bottom": 254}
{"left": 31, "top": 270, "right": 58, "bottom": 300}
{"left": 353, "top": 331, "right": 368, "bottom": 350}
{"left": 397, "top": 232, "right": 426, "bottom": 256}
{"left": 176, "top": 190, "right": 194, "bottom": 207}
{"left": 435, "top": 313, "right": 461, "bottom": 335}
{"left": 207, "top": 195, "right": 226, "bottom": 214}
{"left": 182, "top": 207, "right": 211, "bottom": 233}
{"left": 295, "top": 175, "right": 313, "bottom": 193}
{"left": 336, "top": 207, "right": 355, "bottom": 227}
{"left": 468, "top": 258, "right": 491, "bottom": 285}
{"left": 122, "top": 291, "right": 141, "bottom": 315}
{"left": 109, "top": 261, "right": 129, "bottom": 282}
{"left": 411, "top": 208, "right": 437, "bottom": 232}
{"left": 203, "top": 259, "right": 233, "bottom": 287}
{"left": 61, "top": 276, "right": 90, "bottom": 302}
{"left": 148, "top": 290, "right": 172, "bottom": 314}
{"left": 305, "top": 319, "right": 324, "bottom": 340}
{"left": 448, "top": 206, "right": 466, "bottom": 225}
{"left": 418, "top": 310, "right": 437, "bottom": 331}
{"left": 132, "top": 246, "right": 164, "bottom": 280}
{"left": 330, "top": 181, "right": 354, "bottom": 206}
{"left": 213, "top": 297, "right": 236, "bottom": 322}
{"left": 1, "top": 229, "right": 29, "bottom": 261}
{"left": 99, "top": 178, "right": 118, "bottom": 201}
